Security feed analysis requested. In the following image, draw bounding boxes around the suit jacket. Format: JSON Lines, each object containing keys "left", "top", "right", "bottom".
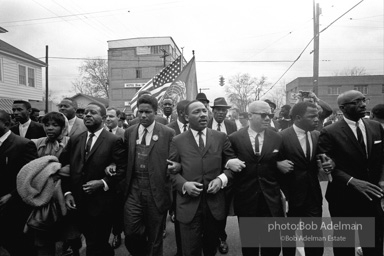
{"left": 123, "top": 122, "right": 175, "bottom": 213}
{"left": 106, "top": 126, "right": 125, "bottom": 140}
{"left": 167, "top": 120, "right": 182, "bottom": 135}
{"left": 68, "top": 117, "right": 87, "bottom": 138}
{"left": 163, "top": 113, "right": 177, "bottom": 124}
{"left": 0, "top": 132, "right": 37, "bottom": 232}
{"left": 0, "top": 133, "right": 38, "bottom": 198}
{"left": 278, "top": 126, "right": 322, "bottom": 209}
{"left": 229, "top": 128, "right": 284, "bottom": 217}
{"left": 207, "top": 118, "right": 237, "bottom": 135}
{"left": 11, "top": 120, "right": 46, "bottom": 139}
{"left": 318, "top": 118, "right": 384, "bottom": 211}
{"left": 129, "top": 115, "right": 168, "bottom": 127}
{"left": 60, "top": 129, "right": 127, "bottom": 217}
{"left": 169, "top": 128, "right": 236, "bottom": 224}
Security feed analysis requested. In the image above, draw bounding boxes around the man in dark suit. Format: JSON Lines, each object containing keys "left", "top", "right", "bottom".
{"left": 168, "top": 100, "right": 190, "bottom": 135}
{"left": 207, "top": 97, "right": 236, "bottom": 253}
{"left": 169, "top": 100, "right": 243, "bottom": 256}
{"left": 129, "top": 90, "right": 168, "bottom": 127}
{"left": 318, "top": 90, "right": 384, "bottom": 256}
{"left": 277, "top": 101, "right": 332, "bottom": 256}
{"left": 208, "top": 97, "right": 237, "bottom": 135}
{"left": 58, "top": 98, "right": 88, "bottom": 138}
{"left": 105, "top": 107, "right": 125, "bottom": 139}
{"left": 161, "top": 98, "right": 177, "bottom": 124}
{"left": 60, "top": 102, "right": 127, "bottom": 256}
{"left": 0, "top": 110, "right": 38, "bottom": 255}
{"left": 11, "top": 100, "right": 45, "bottom": 139}
{"left": 123, "top": 95, "right": 175, "bottom": 256}
{"left": 167, "top": 99, "right": 190, "bottom": 256}
{"left": 104, "top": 106, "right": 126, "bottom": 249}
{"left": 229, "top": 101, "right": 284, "bottom": 256}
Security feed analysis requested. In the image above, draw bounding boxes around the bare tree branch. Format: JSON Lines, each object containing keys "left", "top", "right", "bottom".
{"left": 224, "top": 73, "right": 270, "bottom": 112}
{"left": 72, "top": 58, "right": 109, "bottom": 98}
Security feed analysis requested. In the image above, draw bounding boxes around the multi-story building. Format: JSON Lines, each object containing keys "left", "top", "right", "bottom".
{"left": 0, "top": 39, "right": 46, "bottom": 113}
{"left": 107, "top": 36, "right": 186, "bottom": 112}
{"left": 286, "top": 75, "right": 384, "bottom": 111}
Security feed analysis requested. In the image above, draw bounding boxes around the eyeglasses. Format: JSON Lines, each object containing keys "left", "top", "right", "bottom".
{"left": 249, "top": 112, "right": 274, "bottom": 119}
{"left": 342, "top": 98, "right": 370, "bottom": 106}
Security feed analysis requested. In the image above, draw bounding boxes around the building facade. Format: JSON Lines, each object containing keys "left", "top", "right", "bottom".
{"left": 0, "top": 39, "right": 46, "bottom": 112}
{"left": 107, "top": 37, "right": 186, "bottom": 112}
{"left": 286, "top": 75, "right": 384, "bottom": 111}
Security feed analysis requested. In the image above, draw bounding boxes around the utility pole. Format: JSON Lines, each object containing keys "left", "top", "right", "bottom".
{"left": 313, "top": 1, "right": 321, "bottom": 95}
{"left": 45, "top": 45, "right": 49, "bottom": 113}
{"left": 160, "top": 49, "right": 169, "bottom": 67}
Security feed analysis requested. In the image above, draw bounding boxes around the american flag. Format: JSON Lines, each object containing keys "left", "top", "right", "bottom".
{"left": 130, "top": 56, "right": 182, "bottom": 112}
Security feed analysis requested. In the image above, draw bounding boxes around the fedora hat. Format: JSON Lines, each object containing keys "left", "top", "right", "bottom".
{"left": 196, "top": 93, "right": 209, "bottom": 103}
{"left": 211, "top": 97, "right": 231, "bottom": 109}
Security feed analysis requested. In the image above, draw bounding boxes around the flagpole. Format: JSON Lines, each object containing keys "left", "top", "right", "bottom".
{"left": 181, "top": 47, "right": 184, "bottom": 70}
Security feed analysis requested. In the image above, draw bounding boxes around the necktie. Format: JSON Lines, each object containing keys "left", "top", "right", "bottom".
{"left": 183, "top": 124, "right": 187, "bottom": 132}
{"left": 85, "top": 133, "right": 95, "bottom": 155}
{"left": 141, "top": 128, "right": 148, "bottom": 145}
{"left": 217, "top": 123, "right": 221, "bottom": 132}
{"left": 198, "top": 131, "right": 204, "bottom": 151}
{"left": 305, "top": 132, "right": 311, "bottom": 161}
{"left": 255, "top": 134, "right": 260, "bottom": 156}
{"left": 109, "top": 129, "right": 112, "bottom": 133}
{"left": 356, "top": 122, "right": 366, "bottom": 153}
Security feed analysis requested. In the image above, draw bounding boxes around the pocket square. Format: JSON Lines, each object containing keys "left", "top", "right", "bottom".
{"left": 273, "top": 149, "right": 279, "bottom": 153}
{"left": 374, "top": 140, "right": 382, "bottom": 144}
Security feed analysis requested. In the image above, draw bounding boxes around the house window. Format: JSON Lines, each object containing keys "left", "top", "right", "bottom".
{"left": 19, "top": 65, "right": 26, "bottom": 85}
{"left": 328, "top": 86, "right": 340, "bottom": 95}
{"left": 28, "top": 67, "right": 35, "bottom": 87}
{"left": 354, "top": 85, "right": 368, "bottom": 94}
{"left": 136, "top": 68, "right": 142, "bottom": 79}
{"left": 150, "top": 45, "right": 170, "bottom": 55}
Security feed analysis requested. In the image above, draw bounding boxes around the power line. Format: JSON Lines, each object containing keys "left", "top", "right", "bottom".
{"left": 37, "top": 56, "right": 295, "bottom": 63}
{"left": 0, "top": 7, "right": 130, "bottom": 24}
{"left": 260, "top": 0, "right": 365, "bottom": 98}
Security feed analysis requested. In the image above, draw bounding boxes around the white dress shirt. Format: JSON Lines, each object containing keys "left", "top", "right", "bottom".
{"left": 344, "top": 117, "right": 367, "bottom": 155}
{"left": 212, "top": 119, "right": 227, "bottom": 134}
{"left": 293, "top": 124, "right": 313, "bottom": 159}
{"left": 189, "top": 128, "right": 228, "bottom": 188}
{"left": 19, "top": 119, "right": 31, "bottom": 138}
{"left": 137, "top": 121, "right": 155, "bottom": 146}
{"left": 248, "top": 128, "right": 265, "bottom": 154}
{"left": 177, "top": 119, "right": 188, "bottom": 133}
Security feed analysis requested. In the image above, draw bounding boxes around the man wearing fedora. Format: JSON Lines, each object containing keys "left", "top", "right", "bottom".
{"left": 207, "top": 97, "right": 237, "bottom": 254}
{"left": 196, "top": 93, "right": 212, "bottom": 119}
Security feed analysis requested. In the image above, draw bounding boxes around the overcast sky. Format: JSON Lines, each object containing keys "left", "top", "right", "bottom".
{"left": 1, "top": 0, "right": 383, "bottom": 103}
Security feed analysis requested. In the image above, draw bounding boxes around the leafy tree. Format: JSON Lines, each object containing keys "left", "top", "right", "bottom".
{"left": 225, "top": 73, "right": 269, "bottom": 112}
{"left": 72, "top": 58, "right": 109, "bottom": 98}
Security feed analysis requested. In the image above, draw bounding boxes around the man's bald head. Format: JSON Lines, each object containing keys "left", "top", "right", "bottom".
{"left": 337, "top": 90, "right": 364, "bottom": 106}
{"left": 249, "top": 101, "right": 271, "bottom": 114}
{"left": 337, "top": 90, "right": 367, "bottom": 121}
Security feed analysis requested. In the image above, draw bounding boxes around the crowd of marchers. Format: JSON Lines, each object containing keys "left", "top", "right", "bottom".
{"left": 1, "top": 89, "right": 384, "bottom": 256}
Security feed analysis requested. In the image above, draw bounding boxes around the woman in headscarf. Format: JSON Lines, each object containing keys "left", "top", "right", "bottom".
{"left": 32, "top": 112, "right": 69, "bottom": 158}
{"left": 27, "top": 112, "right": 70, "bottom": 255}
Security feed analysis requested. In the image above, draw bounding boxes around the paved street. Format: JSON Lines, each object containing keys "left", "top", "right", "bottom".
{"left": 0, "top": 183, "right": 356, "bottom": 256}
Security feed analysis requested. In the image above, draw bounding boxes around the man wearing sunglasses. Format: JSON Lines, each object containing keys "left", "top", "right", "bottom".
{"left": 318, "top": 90, "right": 384, "bottom": 256}
{"left": 228, "top": 101, "right": 284, "bottom": 256}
